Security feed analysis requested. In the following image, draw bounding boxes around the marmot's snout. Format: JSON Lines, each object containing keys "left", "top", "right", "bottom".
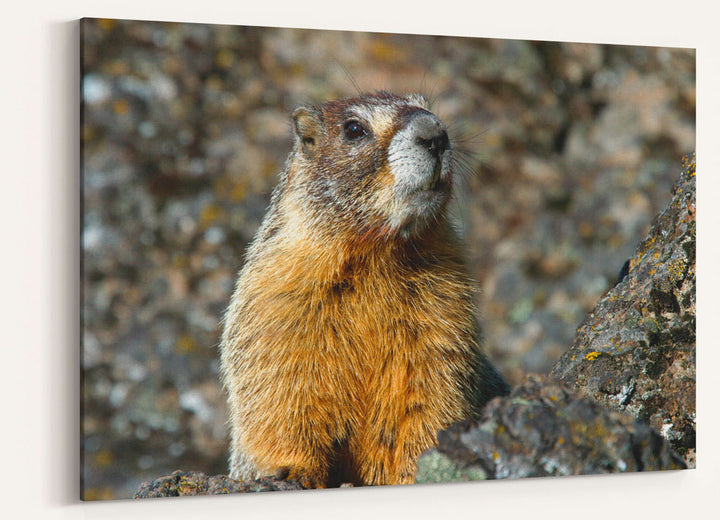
{"left": 410, "top": 111, "right": 450, "bottom": 160}
{"left": 389, "top": 110, "right": 452, "bottom": 201}
{"left": 411, "top": 113, "right": 450, "bottom": 192}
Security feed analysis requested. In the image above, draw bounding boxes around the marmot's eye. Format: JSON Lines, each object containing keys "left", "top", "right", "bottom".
{"left": 343, "top": 120, "right": 367, "bottom": 140}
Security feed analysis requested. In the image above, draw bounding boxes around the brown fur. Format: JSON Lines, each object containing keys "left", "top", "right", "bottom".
{"left": 220, "top": 92, "right": 507, "bottom": 488}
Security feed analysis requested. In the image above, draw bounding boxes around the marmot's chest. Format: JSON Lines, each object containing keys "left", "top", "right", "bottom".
{"left": 292, "top": 264, "right": 469, "bottom": 357}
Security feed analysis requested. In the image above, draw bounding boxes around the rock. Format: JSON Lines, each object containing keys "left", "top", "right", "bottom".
{"left": 551, "top": 154, "right": 696, "bottom": 466}
{"left": 415, "top": 449, "right": 489, "bottom": 484}
{"left": 416, "top": 374, "right": 685, "bottom": 482}
{"left": 134, "top": 470, "right": 304, "bottom": 498}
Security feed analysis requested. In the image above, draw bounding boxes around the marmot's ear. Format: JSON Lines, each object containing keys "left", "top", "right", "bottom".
{"left": 293, "top": 106, "right": 323, "bottom": 159}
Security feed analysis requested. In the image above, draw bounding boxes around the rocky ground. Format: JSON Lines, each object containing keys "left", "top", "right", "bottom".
{"left": 81, "top": 18, "right": 695, "bottom": 499}
{"left": 551, "top": 155, "right": 696, "bottom": 466}
{"left": 134, "top": 471, "right": 304, "bottom": 497}
{"left": 416, "top": 374, "right": 686, "bottom": 482}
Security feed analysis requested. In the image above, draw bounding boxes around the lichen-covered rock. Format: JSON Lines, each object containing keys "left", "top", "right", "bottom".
{"left": 415, "top": 374, "right": 685, "bottom": 482}
{"left": 134, "top": 470, "right": 304, "bottom": 498}
{"left": 414, "top": 449, "right": 489, "bottom": 484}
{"left": 551, "top": 154, "right": 696, "bottom": 466}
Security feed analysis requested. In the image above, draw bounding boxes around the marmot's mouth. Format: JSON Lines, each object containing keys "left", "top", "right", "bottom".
{"left": 421, "top": 161, "right": 446, "bottom": 192}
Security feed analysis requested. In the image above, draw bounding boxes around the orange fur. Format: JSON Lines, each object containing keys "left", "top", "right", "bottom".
{"left": 222, "top": 226, "right": 477, "bottom": 486}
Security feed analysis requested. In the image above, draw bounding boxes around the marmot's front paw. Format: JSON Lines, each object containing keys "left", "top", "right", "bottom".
{"left": 275, "top": 465, "right": 326, "bottom": 489}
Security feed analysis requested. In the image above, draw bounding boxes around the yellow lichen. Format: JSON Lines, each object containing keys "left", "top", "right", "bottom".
{"left": 97, "top": 19, "right": 117, "bottom": 30}
{"left": 176, "top": 334, "right": 197, "bottom": 354}
{"left": 199, "top": 204, "right": 224, "bottom": 227}
{"left": 585, "top": 351, "right": 601, "bottom": 361}
{"left": 83, "top": 486, "right": 115, "bottom": 501}
{"left": 215, "top": 49, "right": 235, "bottom": 69}
{"left": 369, "top": 40, "right": 406, "bottom": 62}
{"left": 94, "top": 449, "right": 115, "bottom": 468}
{"left": 112, "top": 99, "right": 130, "bottom": 115}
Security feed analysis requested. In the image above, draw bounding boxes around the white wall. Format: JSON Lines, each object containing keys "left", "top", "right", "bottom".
{"left": 1, "top": 1, "right": 718, "bottom": 519}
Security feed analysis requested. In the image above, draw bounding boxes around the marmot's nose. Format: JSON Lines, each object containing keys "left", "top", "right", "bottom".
{"left": 408, "top": 112, "right": 450, "bottom": 158}
{"left": 416, "top": 131, "right": 449, "bottom": 158}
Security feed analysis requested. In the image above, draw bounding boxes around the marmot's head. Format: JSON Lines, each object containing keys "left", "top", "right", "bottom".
{"left": 287, "top": 92, "right": 453, "bottom": 241}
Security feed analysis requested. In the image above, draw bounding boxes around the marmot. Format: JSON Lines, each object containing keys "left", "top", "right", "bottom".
{"left": 220, "top": 92, "right": 508, "bottom": 488}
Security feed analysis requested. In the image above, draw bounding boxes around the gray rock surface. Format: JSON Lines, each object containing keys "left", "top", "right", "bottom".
{"left": 551, "top": 154, "right": 696, "bottom": 466}
{"left": 416, "top": 374, "right": 685, "bottom": 482}
{"left": 134, "top": 470, "right": 304, "bottom": 498}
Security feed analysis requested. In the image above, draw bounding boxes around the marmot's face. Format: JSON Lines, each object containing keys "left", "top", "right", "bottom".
{"left": 291, "top": 92, "right": 453, "bottom": 240}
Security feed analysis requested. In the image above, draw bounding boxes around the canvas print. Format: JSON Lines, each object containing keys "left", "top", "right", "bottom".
{"left": 80, "top": 17, "right": 696, "bottom": 500}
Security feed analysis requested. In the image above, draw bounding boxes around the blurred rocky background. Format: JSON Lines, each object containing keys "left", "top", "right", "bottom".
{"left": 80, "top": 18, "right": 695, "bottom": 500}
